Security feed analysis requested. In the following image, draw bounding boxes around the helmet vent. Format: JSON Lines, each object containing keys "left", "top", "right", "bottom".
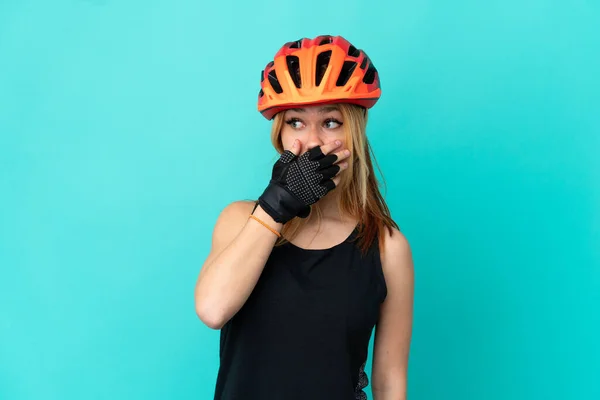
{"left": 268, "top": 70, "right": 284, "bottom": 94}
{"left": 336, "top": 61, "right": 357, "bottom": 86}
{"left": 286, "top": 56, "right": 302, "bottom": 88}
{"left": 359, "top": 56, "right": 369, "bottom": 70}
{"left": 260, "top": 70, "right": 264, "bottom": 82}
{"left": 315, "top": 50, "right": 332, "bottom": 86}
{"left": 258, "top": 89, "right": 264, "bottom": 98}
{"left": 319, "top": 36, "right": 333, "bottom": 45}
{"left": 348, "top": 45, "right": 360, "bottom": 57}
{"left": 363, "top": 64, "right": 377, "bottom": 84}
{"left": 289, "top": 40, "right": 302, "bottom": 49}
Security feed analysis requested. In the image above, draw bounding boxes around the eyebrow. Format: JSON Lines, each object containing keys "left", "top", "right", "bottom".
{"left": 287, "top": 106, "right": 340, "bottom": 114}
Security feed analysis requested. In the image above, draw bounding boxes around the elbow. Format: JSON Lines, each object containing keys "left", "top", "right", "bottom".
{"left": 195, "top": 297, "right": 228, "bottom": 330}
{"left": 198, "top": 314, "right": 226, "bottom": 330}
{"left": 371, "top": 370, "right": 407, "bottom": 399}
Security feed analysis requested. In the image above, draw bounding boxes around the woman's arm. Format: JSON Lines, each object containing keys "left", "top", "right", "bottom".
{"left": 194, "top": 201, "right": 281, "bottom": 329}
{"left": 194, "top": 140, "right": 347, "bottom": 330}
{"left": 372, "top": 227, "right": 414, "bottom": 400}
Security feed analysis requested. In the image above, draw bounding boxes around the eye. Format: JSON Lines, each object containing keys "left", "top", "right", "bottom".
{"left": 284, "top": 118, "right": 305, "bottom": 129}
{"left": 323, "top": 118, "right": 343, "bottom": 129}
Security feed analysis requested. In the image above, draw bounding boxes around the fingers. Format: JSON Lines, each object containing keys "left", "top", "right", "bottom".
{"left": 331, "top": 148, "right": 351, "bottom": 164}
{"left": 319, "top": 153, "right": 338, "bottom": 166}
{"left": 324, "top": 162, "right": 348, "bottom": 189}
{"left": 320, "top": 140, "right": 343, "bottom": 155}
{"left": 317, "top": 145, "right": 350, "bottom": 192}
{"left": 279, "top": 139, "right": 302, "bottom": 163}
{"left": 319, "top": 143, "right": 350, "bottom": 187}
{"left": 318, "top": 147, "right": 350, "bottom": 167}
{"left": 322, "top": 179, "right": 336, "bottom": 193}
{"left": 321, "top": 160, "right": 348, "bottom": 186}
{"left": 303, "top": 140, "right": 350, "bottom": 162}
{"left": 290, "top": 139, "right": 303, "bottom": 157}
{"left": 319, "top": 164, "right": 341, "bottom": 181}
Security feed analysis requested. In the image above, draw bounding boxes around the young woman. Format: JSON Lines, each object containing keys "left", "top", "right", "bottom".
{"left": 195, "top": 35, "right": 414, "bottom": 400}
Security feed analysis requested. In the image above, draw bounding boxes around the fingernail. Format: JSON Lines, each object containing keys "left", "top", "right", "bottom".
{"left": 335, "top": 140, "right": 342, "bottom": 145}
{"left": 344, "top": 150, "right": 350, "bottom": 155}
{"left": 292, "top": 140, "right": 297, "bottom": 148}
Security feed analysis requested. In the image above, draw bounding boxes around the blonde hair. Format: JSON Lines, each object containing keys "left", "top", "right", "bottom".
{"left": 269, "top": 103, "right": 398, "bottom": 254}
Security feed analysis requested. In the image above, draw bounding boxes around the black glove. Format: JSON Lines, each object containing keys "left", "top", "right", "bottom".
{"left": 258, "top": 146, "right": 340, "bottom": 224}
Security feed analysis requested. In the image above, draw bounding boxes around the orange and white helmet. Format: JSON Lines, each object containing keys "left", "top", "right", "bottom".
{"left": 257, "top": 35, "right": 381, "bottom": 120}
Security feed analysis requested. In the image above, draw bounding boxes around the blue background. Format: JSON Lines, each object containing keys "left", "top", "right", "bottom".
{"left": 1, "top": 0, "right": 598, "bottom": 399}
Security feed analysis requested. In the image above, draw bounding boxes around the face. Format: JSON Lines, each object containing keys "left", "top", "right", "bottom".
{"left": 280, "top": 105, "right": 346, "bottom": 153}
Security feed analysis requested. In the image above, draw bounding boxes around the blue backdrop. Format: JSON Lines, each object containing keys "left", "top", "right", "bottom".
{"left": 1, "top": 1, "right": 598, "bottom": 399}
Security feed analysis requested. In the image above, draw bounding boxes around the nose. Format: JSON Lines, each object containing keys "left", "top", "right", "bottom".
{"left": 303, "top": 125, "right": 323, "bottom": 151}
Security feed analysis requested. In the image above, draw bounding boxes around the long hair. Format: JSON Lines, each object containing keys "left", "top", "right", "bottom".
{"left": 269, "top": 103, "right": 399, "bottom": 254}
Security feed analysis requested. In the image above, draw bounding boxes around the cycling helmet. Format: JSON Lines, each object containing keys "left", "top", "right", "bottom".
{"left": 257, "top": 35, "right": 381, "bottom": 120}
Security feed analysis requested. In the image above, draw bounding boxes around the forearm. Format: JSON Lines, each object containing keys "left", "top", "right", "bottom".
{"left": 195, "top": 206, "right": 281, "bottom": 328}
{"left": 372, "top": 383, "right": 407, "bottom": 400}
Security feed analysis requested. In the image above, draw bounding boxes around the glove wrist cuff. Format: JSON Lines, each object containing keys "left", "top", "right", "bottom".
{"left": 258, "top": 181, "right": 310, "bottom": 224}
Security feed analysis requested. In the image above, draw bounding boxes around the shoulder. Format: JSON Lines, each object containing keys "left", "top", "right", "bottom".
{"left": 380, "top": 226, "right": 411, "bottom": 260}
{"left": 379, "top": 226, "right": 413, "bottom": 278}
